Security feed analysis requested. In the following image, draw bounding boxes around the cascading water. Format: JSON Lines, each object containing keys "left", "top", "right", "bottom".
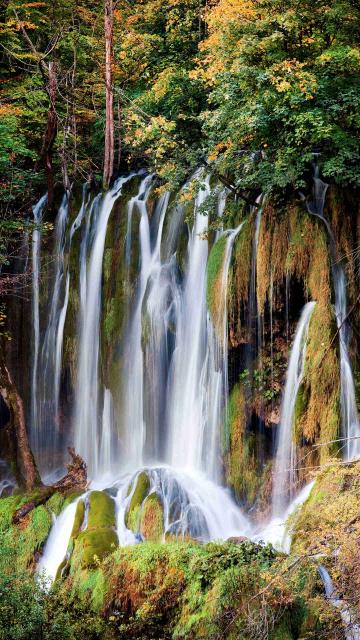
{"left": 116, "top": 172, "right": 249, "bottom": 538}
{"left": 319, "top": 566, "right": 360, "bottom": 640}
{"left": 37, "top": 496, "right": 82, "bottom": 584}
{"left": 272, "top": 301, "right": 316, "bottom": 517}
{"left": 74, "top": 176, "right": 134, "bottom": 477}
{"left": 35, "top": 172, "right": 253, "bottom": 580}
{"left": 30, "top": 194, "right": 47, "bottom": 452}
{"left": 167, "top": 175, "right": 212, "bottom": 471}
{"left": 307, "top": 166, "right": 360, "bottom": 460}
{"left": 35, "top": 195, "right": 69, "bottom": 471}
{"left": 208, "top": 222, "right": 246, "bottom": 467}
{"left": 120, "top": 174, "right": 165, "bottom": 466}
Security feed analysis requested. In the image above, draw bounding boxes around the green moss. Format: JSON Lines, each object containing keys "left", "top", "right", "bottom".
{"left": 68, "top": 491, "right": 118, "bottom": 571}
{"left": 104, "top": 297, "right": 116, "bottom": 342}
{"left": 47, "top": 492, "right": 65, "bottom": 515}
{"left": 297, "top": 304, "right": 341, "bottom": 464}
{"left": 206, "top": 234, "right": 227, "bottom": 324}
{"left": 224, "top": 383, "right": 264, "bottom": 506}
{"left": 294, "top": 382, "right": 308, "bottom": 445}
{"left": 140, "top": 492, "right": 164, "bottom": 542}
{"left": 0, "top": 491, "right": 68, "bottom": 572}
{"left": 125, "top": 471, "right": 150, "bottom": 531}
{"left": 3, "top": 503, "right": 53, "bottom": 570}
{"left": 71, "top": 500, "right": 85, "bottom": 538}
{"left": 229, "top": 218, "right": 252, "bottom": 341}
{"left": 71, "top": 528, "right": 118, "bottom": 569}
{"left": 88, "top": 491, "right": 115, "bottom": 530}
{"left": 0, "top": 495, "right": 22, "bottom": 533}
{"left": 291, "top": 461, "right": 360, "bottom": 556}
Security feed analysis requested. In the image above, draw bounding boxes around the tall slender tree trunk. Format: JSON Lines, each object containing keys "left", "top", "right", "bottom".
{"left": 0, "top": 361, "right": 41, "bottom": 491}
{"left": 103, "top": 0, "right": 114, "bottom": 190}
{"left": 35, "top": 61, "right": 58, "bottom": 209}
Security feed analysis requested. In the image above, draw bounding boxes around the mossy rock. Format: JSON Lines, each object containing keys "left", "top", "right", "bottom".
{"left": 206, "top": 234, "right": 227, "bottom": 328}
{"left": 72, "top": 527, "right": 118, "bottom": 569}
{"left": 88, "top": 491, "right": 115, "bottom": 530}
{"left": 140, "top": 492, "right": 164, "bottom": 542}
{"left": 70, "top": 499, "right": 85, "bottom": 538}
{"left": 125, "top": 471, "right": 150, "bottom": 532}
{"left": 294, "top": 382, "right": 308, "bottom": 444}
{"left": 68, "top": 491, "right": 117, "bottom": 570}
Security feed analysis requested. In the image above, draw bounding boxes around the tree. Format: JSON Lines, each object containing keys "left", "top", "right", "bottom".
{"left": 103, "top": 0, "right": 114, "bottom": 189}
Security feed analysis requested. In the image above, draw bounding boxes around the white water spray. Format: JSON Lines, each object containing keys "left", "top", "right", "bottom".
{"left": 38, "top": 497, "right": 81, "bottom": 585}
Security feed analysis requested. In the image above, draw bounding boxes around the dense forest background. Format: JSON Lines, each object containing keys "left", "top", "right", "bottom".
{"left": 1, "top": 0, "right": 360, "bottom": 216}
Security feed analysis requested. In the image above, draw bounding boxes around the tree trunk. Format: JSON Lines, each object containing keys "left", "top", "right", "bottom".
{"left": 117, "top": 95, "right": 122, "bottom": 171}
{"left": 35, "top": 61, "right": 58, "bottom": 209}
{"left": 0, "top": 361, "right": 41, "bottom": 491}
{"left": 103, "top": 0, "right": 114, "bottom": 190}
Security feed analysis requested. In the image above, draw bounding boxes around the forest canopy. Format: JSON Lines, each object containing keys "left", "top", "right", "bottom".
{"left": 0, "top": 0, "right": 360, "bottom": 211}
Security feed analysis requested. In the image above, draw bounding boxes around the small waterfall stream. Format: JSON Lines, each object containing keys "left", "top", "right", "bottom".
{"left": 319, "top": 566, "right": 360, "bottom": 640}
{"left": 30, "top": 194, "right": 47, "bottom": 453}
{"left": 37, "top": 497, "right": 82, "bottom": 585}
{"left": 35, "top": 195, "right": 69, "bottom": 472}
{"left": 272, "top": 301, "right": 316, "bottom": 517}
{"left": 307, "top": 167, "right": 360, "bottom": 460}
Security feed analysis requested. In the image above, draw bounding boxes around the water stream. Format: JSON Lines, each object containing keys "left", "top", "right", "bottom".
{"left": 37, "top": 496, "right": 82, "bottom": 585}
{"left": 74, "top": 176, "right": 134, "bottom": 477}
{"left": 30, "top": 194, "right": 47, "bottom": 453}
{"left": 272, "top": 301, "right": 316, "bottom": 517}
{"left": 319, "top": 565, "right": 360, "bottom": 640}
{"left": 307, "top": 168, "right": 360, "bottom": 460}
{"left": 34, "top": 195, "right": 69, "bottom": 471}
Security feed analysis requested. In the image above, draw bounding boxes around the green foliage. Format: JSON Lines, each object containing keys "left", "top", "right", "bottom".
{"left": 206, "top": 234, "right": 227, "bottom": 320}
{"left": 195, "top": 0, "right": 360, "bottom": 193}
{"left": 0, "top": 490, "right": 343, "bottom": 640}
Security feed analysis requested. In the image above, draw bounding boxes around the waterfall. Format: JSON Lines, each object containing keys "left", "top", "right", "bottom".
{"left": 256, "top": 480, "right": 315, "bottom": 552}
{"left": 35, "top": 195, "right": 69, "bottom": 471}
{"left": 30, "top": 194, "right": 47, "bottom": 452}
{"left": 99, "top": 388, "right": 114, "bottom": 478}
{"left": 167, "top": 175, "right": 211, "bottom": 470}
{"left": 207, "top": 222, "right": 246, "bottom": 471}
{"left": 120, "top": 174, "right": 164, "bottom": 466}
{"left": 307, "top": 167, "right": 360, "bottom": 460}
{"left": 36, "top": 171, "right": 252, "bottom": 565}
{"left": 74, "top": 176, "right": 134, "bottom": 477}
{"left": 272, "top": 301, "right": 316, "bottom": 517}
{"left": 37, "top": 497, "right": 82, "bottom": 585}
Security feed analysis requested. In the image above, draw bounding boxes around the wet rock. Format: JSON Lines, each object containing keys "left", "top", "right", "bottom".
{"left": 140, "top": 492, "right": 164, "bottom": 542}
{"left": 226, "top": 536, "right": 249, "bottom": 545}
{"left": 125, "top": 471, "right": 150, "bottom": 532}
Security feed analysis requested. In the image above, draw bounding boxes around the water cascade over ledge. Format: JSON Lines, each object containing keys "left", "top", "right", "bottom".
{"left": 34, "top": 172, "right": 255, "bottom": 582}
{"left": 272, "top": 301, "right": 316, "bottom": 517}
